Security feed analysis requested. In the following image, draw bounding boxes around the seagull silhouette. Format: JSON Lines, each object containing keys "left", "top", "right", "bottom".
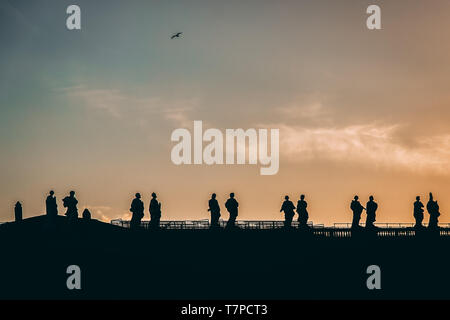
{"left": 171, "top": 32, "right": 183, "bottom": 39}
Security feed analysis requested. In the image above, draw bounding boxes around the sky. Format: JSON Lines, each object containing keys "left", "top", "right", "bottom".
{"left": 1, "top": 0, "right": 450, "bottom": 226}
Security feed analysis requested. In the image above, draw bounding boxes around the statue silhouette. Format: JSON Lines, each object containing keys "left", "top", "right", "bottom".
{"left": 130, "top": 193, "right": 144, "bottom": 230}
{"left": 365, "top": 195, "right": 378, "bottom": 230}
{"left": 413, "top": 196, "right": 425, "bottom": 229}
{"left": 296, "top": 194, "right": 309, "bottom": 228}
{"left": 208, "top": 193, "right": 221, "bottom": 229}
{"left": 427, "top": 192, "right": 441, "bottom": 230}
{"left": 350, "top": 195, "right": 365, "bottom": 229}
{"left": 46, "top": 190, "right": 58, "bottom": 217}
{"left": 82, "top": 208, "right": 91, "bottom": 221}
{"left": 63, "top": 191, "right": 78, "bottom": 223}
{"left": 280, "top": 195, "right": 295, "bottom": 228}
{"left": 149, "top": 192, "right": 161, "bottom": 230}
{"left": 225, "top": 193, "right": 239, "bottom": 229}
{"left": 14, "top": 201, "right": 22, "bottom": 222}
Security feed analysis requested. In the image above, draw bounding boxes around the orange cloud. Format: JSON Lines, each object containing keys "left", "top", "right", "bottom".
{"left": 274, "top": 123, "right": 450, "bottom": 174}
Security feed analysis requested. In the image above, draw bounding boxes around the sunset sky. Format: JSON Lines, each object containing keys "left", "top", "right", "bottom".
{"left": 1, "top": 0, "right": 450, "bottom": 226}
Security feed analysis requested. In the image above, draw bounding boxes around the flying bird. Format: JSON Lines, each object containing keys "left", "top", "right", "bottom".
{"left": 171, "top": 32, "right": 183, "bottom": 39}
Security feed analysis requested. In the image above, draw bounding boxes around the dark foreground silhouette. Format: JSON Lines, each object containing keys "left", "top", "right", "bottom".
{"left": 1, "top": 215, "right": 450, "bottom": 300}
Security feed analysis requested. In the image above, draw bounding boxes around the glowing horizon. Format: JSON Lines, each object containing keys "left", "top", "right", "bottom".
{"left": 2, "top": 0, "right": 450, "bottom": 226}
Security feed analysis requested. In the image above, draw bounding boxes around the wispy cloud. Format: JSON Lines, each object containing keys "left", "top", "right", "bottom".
{"left": 60, "top": 85, "right": 198, "bottom": 126}
{"left": 163, "top": 107, "right": 195, "bottom": 128}
{"left": 61, "top": 86, "right": 157, "bottom": 118}
{"left": 278, "top": 102, "right": 328, "bottom": 121}
{"left": 274, "top": 123, "right": 450, "bottom": 175}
